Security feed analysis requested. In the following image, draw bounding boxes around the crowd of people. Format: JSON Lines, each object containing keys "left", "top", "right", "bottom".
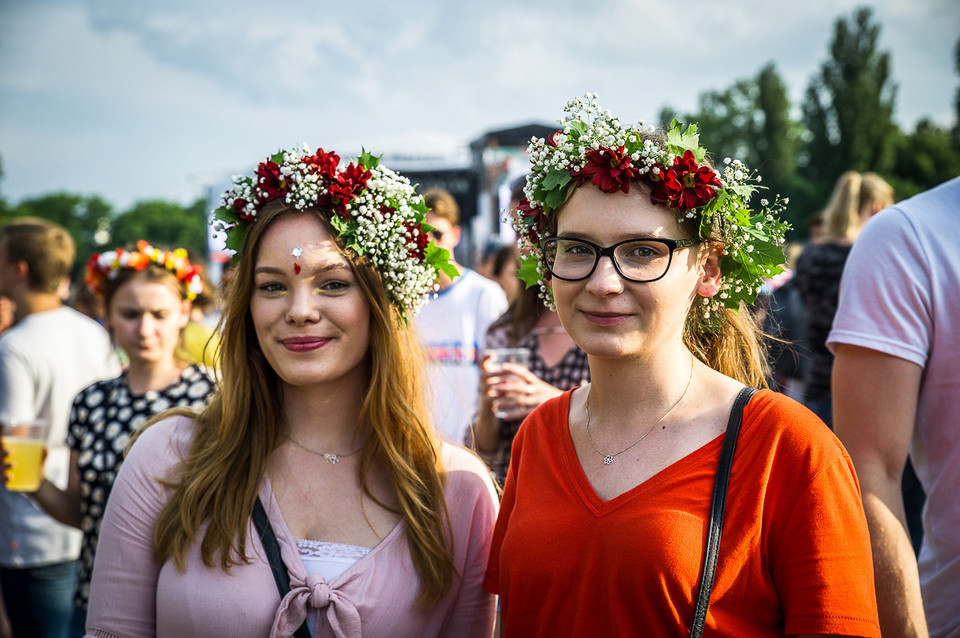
{"left": 1, "top": 95, "right": 957, "bottom": 638}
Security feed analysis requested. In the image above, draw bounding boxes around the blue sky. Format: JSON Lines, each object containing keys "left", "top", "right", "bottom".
{"left": 1, "top": 0, "right": 957, "bottom": 210}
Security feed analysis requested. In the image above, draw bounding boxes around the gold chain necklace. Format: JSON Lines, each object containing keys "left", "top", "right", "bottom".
{"left": 281, "top": 433, "right": 361, "bottom": 465}
{"left": 585, "top": 355, "right": 694, "bottom": 466}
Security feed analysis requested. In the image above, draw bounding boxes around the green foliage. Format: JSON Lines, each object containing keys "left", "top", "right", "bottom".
{"left": 110, "top": 199, "right": 209, "bottom": 259}
{"left": 672, "top": 63, "right": 808, "bottom": 235}
{"left": 801, "top": 7, "right": 898, "bottom": 192}
{"left": 954, "top": 36, "right": 960, "bottom": 150}
{"left": 0, "top": 192, "right": 114, "bottom": 281}
{"left": 889, "top": 119, "right": 960, "bottom": 199}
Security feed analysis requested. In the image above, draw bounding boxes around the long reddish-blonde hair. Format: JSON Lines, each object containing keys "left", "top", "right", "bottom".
{"left": 151, "top": 203, "right": 455, "bottom": 608}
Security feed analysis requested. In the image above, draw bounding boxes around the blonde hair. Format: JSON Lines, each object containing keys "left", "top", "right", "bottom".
{"left": 822, "top": 171, "right": 894, "bottom": 242}
{"left": 150, "top": 203, "right": 455, "bottom": 609}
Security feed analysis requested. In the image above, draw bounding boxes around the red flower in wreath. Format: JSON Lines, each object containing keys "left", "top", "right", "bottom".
{"left": 647, "top": 163, "right": 682, "bottom": 208}
{"left": 516, "top": 198, "right": 545, "bottom": 243}
{"left": 547, "top": 130, "right": 563, "bottom": 148}
{"left": 318, "top": 179, "right": 355, "bottom": 219}
{"left": 255, "top": 161, "right": 285, "bottom": 203}
{"left": 672, "top": 150, "right": 722, "bottom": 211}
{"left": 572, "top": 146, "right": 639, "bottom": 194}
{"left": 645, "top": 152, "right": 722, "bottom": 211}
{"left": 404, "top": 220, "right": 429, "bottom": 260}
{"left": 341, "top": 162, "right": 372, "bottom": 196}
{"left": 232, "top": 197, "right": 255, "bottom": 222}
{"left": 317, "top": 160, "right": 371, "bottom": 219}
{"left": 304, "top": 148, "right": 341, "bottom": 178}
{"left": 84, "top": 254, "right": 106, "bottom": 295}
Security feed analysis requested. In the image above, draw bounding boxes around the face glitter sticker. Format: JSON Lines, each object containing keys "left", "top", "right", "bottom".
{"left": 291, "top": 246, "right": 302, "bottom": 274}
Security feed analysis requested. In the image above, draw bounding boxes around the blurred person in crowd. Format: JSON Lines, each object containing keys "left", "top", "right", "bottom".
{"left": 0, "top": 296, "right": 14, "bottom": 334}
{"left": 792, "top": 171, "right": 893, "bottom": 426}
{"left": 471, "top": 281, "right": 589, "bottom": 486}
{"left": 807, "top": 211, "right": 825, "bottom": 245}
{"left": 84, "top": 147, "right": 497, "bottom": 637}
{"left": 416, "top": 189, "right": 508, "bottom": 444}
{"left": 68, "top": 283, "right": 104, "bottom": 325}
{"left": 470, "top": 178, "right": 589, "bottom": 485}
{"left": 760, "top": 243, "right": 809, "bottom": 401}
{"left": 488, "top": 244, "right": 521, "bottom": 305}
{"left": 830, "top": 176, "right": 960, "bottom": 638}
{"left": 475, "top": 237, "right": 504, "bottom": 281}
{"left": 3, "top": 241, "right": 215, "bottom": 637}
{"left": 174, "top": 253, "right": 221, "bottom": 368}
{"left": 0, "top": 218, "right": 119, "bottom": 638}
{"left": 484, "top": 96, "right": 879, "bottom": 636}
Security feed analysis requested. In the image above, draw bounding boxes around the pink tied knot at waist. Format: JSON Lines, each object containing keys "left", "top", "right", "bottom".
{"left": 270, "top": 573, "right": 362, "bottom": 638}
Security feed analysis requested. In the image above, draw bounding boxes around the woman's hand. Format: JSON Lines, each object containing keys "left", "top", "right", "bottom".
{"left": 482, "top": 361, "right": 563, "bottom": 422}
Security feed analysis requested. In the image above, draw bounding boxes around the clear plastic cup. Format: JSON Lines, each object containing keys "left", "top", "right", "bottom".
{"left": 483, "top": 348, "right": 531, "bottom": 418}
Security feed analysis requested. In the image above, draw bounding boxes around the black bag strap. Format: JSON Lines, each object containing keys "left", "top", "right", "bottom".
{"left": 253, "top": 497, "right": 312, "bottom": 638}
{"left": 689, "top": 386, "right": 757, "bottom": 638}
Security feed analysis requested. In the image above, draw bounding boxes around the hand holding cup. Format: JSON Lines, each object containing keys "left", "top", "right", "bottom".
{"left": 1, "top": 420, "right": 49, "bottom": 492}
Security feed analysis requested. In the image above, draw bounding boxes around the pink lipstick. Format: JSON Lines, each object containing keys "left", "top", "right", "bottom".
{"left": 282, "top": 337, "right": 329, "bottom": 352}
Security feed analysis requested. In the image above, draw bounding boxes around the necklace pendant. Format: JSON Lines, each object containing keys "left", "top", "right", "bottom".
{"left": 603, "top": 455, "right": 614, "bottom": 465}
{"left": 323, "top": 453, "right": 340, "bottom": 464}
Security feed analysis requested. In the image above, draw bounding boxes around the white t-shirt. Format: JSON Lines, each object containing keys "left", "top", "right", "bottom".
{"left": 0, "top": 306, "right": 120, "bottom": 567}
{"left": 827, "top": 176, "right": 960, "bottom": 638}
{"left": 416, "top": 269, "right": 508, "bottom": 444}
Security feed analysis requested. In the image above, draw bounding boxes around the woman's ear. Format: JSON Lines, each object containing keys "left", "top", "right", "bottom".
{"left": 695, "top": 243, "right": 723, "bottom": 298}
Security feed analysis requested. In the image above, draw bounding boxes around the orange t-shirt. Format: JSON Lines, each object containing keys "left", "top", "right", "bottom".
{"left": 484, "top": 389, "right": 880, "bottom": 637}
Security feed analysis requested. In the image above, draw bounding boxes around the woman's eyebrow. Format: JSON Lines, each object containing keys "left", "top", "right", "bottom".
{"left": 253, "top": 262, "right": 350, "bottom": 276}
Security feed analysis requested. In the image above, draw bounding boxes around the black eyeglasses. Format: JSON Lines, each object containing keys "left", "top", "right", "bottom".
{"left": 539, "top": 236, "right": 698, "bottom": 283}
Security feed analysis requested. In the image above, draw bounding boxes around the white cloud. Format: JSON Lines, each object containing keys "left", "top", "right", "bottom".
{"left": 1, "top": 0, "right": 957, "bottom": 210}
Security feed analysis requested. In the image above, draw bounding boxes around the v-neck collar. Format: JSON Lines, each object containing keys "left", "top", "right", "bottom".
{"left": 260, "top": 475, "right": 405, "bottom": 585}
{"left": 556, "top": 390, "right": 727, "bottom": 516}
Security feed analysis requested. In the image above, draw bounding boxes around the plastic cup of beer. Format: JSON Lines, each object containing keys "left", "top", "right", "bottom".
{"left": 1, "top": 420, "right": 49, "bottom": 492}
{"left": 483, "top": 347, "right": 531, "bottom": 419}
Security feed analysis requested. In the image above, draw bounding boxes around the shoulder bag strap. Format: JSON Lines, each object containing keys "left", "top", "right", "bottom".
{"left": 689, "top": 386, "right": 758, "bottom": 638}
{"left": 253, "top": 497, "right": 312, "bottom": 638}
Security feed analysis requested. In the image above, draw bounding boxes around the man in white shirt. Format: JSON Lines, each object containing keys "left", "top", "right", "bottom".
{"left": 830, "top": 177, "right": 960, "bottom": 638}
{"left": 0, "top": 218, "right": 119, "bottom": 637}
{"left": 416, "top": 190, "right": 508, "bottom": 445}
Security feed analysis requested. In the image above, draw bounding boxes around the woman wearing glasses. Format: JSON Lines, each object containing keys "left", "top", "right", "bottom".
{"left": 483, "top": 96, "right": 880, "bottom": 637}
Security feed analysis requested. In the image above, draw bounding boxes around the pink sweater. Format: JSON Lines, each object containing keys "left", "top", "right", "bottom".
{"left": 85, "top": 417, "right": 498, "bottom": 638}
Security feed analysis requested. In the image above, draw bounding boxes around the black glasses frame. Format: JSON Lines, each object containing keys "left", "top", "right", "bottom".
{"left": 539, "top": 236, "right": 698, "bottom": 283}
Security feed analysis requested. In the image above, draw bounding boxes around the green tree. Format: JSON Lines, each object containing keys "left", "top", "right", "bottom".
{"left": 0, "top": 154, "right": 8, "bottom": 218}
{"left": 0, "top": 193, "right": 114, "bottom": 281}
{"left": 672, "top": 64, "right": 808, "bottom": 233}
{"left": 110, "top": 198, "right": 209, "bottom": 258}
{"left": 953, "top": 36, "right": 960, "bottom": 150}
{"left": 889, "top": 119, "right": 960, "bottom": 198}
{"left": 801, "top": 6, "right": 898, "bottom": 196}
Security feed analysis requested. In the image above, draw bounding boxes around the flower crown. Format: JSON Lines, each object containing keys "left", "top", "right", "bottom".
{"left": 85, "top": 240, "right": 204, "bottom": 301}
{"left": 210, "top": 145, "right": 456, "bottom": 321}
{"left": 512, "top": 94, "right": 790, "bottom": 323}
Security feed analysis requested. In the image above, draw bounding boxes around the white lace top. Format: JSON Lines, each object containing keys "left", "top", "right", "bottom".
{"left": 296, "top": 538, "right": 371, "bottom": 582}
{"left": 297, "top": 540, "right": 372, "bottom": 636}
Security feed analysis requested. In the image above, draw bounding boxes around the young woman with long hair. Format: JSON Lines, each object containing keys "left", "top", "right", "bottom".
{"left": 84, "top": 148, "right": 498, "bottom": 637}
{"left": 483, "top": 96, "right": 880, "bottom": 637}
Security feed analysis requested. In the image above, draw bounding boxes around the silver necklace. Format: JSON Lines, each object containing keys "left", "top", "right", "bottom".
{"left": 584, "top": 355, "right": 694, "bottom": 466}
{"left": 281, "top": 433, "right": 361, "bottom": 465}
